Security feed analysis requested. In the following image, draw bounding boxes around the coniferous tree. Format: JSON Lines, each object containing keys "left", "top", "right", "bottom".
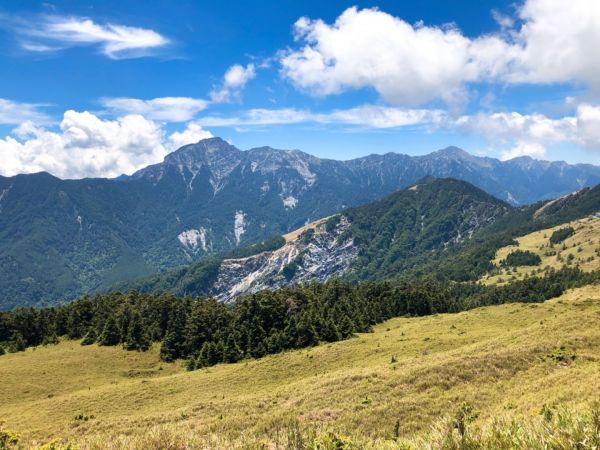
{"left": 321, "top": 316, "right": 341, "bottom": 342}
{"left": 81, "top": 327, "right": 97, "bottom": 346}
{"left": 124, "top": 313, "right": 150, "bottom": 351}
{"left": 295, "top": 313, "right": 319, "bottom": 348}
{"left": 160, "top": 331, "right": 180, "bottom": 362}
{"left": 338, "top": 314, "right": 356, "bottom": 338}
{"left": 159, "top": 302, "right": 188, "bottom": 361}
{"left": 223, "top": 335, "right": 243, "bottom": 363}
{"left": 197, "top": 341, "right": 218, "bottom": 367}
{"left": 98, "top": 315, "right": 121, "bottom": 346}
{"left": 8, "top": 331, "right": 26, "bottom": 352}
{"left": 42, "top": 333, "right": 59, "bottom": 346}
{"left": 185, "top": 354, "right": 198, "bottom": 371}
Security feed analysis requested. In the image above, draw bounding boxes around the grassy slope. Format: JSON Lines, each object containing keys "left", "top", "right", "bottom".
{"left": 1, "top": 287, "right": 599, "bottom": 448}
{"left": 482, "top": 216, "right": 600, "bottom": 285}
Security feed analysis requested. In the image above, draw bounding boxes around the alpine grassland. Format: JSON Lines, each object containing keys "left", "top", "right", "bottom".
{"left": 482, "top": 217, "right": 600, "bottom": 285}
{"left": 1, "top": 285, "right": 599, "bottom": 449}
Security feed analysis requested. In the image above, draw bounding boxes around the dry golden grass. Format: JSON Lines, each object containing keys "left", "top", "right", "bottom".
{"left": 282, "top": 216, "right": 331, "bottom": 242}
{"left": 481, "top": 216, "right": 600, "bottom": 285}
{"left": 1, "top": 286, "right": 599, "bottom": 448}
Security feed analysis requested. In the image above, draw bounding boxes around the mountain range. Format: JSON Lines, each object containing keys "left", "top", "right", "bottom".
{"left": 2, "top": 137, "right": 600, "bottom": 309}
{"left": 126, "top": 177, "right": 600, "bottom": 302}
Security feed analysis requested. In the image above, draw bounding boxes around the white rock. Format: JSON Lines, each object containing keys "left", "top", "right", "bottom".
{"left": 234, "top": 211, "right": 246, "bottom": 245}
{"left": 178, "top": 227, "right": 208, "bottom": 253}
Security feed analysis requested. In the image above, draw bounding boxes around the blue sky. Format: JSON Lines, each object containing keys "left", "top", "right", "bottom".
{"left": 1, "top": 0, "right": 600, "bottom": 178}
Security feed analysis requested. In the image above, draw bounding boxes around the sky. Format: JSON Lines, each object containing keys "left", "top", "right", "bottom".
{"left": 1, "top": 0, "right": 600, "bottom": 178}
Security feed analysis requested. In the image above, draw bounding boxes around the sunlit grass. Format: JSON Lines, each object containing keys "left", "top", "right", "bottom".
{"left": 1, "top": 285, "right": 599, "bottom": 448}
{"left": 482, "top": 216, "right": 600, "bottom": 285}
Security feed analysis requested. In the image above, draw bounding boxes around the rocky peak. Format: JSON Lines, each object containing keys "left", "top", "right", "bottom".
{"left": 165, "top": 137, "right": 241, "bottom": 171}
{"left": 432, "top": 146, "right": 471, "bottom": 158}
{"left": 134, "top": 138, "right": 243, "bottom": 191}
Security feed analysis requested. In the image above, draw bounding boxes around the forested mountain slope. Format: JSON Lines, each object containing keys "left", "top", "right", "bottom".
{"left": 2, "top": 137, "right": 600, "bottom": 309}
{"left": 127, "top": 178, "right": 600, "bottom": 300}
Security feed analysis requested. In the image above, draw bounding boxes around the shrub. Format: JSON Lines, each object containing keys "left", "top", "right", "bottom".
{"left": 501, "top": 250, "right": 541, "bottom": 267}
{"left": 80, "top": 328, "right": 96, "bottom": 346}
{"left": 7, "top": 332, "right": 26, "bottom": 353}
{"left": 308, "top": 432, "right": 358, "bottom": 450}
{"left": 550, "top": 226, "right": 575, "bottom": 244}
{"left": 0, "top": 428, "right": 19, "bottom": 449}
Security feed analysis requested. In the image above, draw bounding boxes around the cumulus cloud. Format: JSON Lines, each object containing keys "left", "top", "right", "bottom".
{"left": 168, "top": 122, "right": 213, "bottom": 149}
{"left": 500, "top": 142, "right": 547, "bottom": 160}
{"left": 456, "top": 112, "right": 577, "bottom": 144}
{"left": 0, "top": 111, "right": 168, "bottom": 178}
{"left": 101, "top": 97, "right": 209, "bottom": 122}
{"left": 210, "top": 63, "right": 256, "bottom": 102}
{"left": 458, "top": 103, "right": 600, "bottom": 159}
{"left": 281, "top": 8, "right": 483, "bottom": 106}
{"left": 506, "top": 0, "right": 600, "bottom": 88}
{"left": 280, "top": 0, "right": 600, "bottom": 106}
{"left": 0, "top": 98, "right": 52, "bottom": 125}
{"left": 576, "top": 103, "right": 600, "bottom": 147}
{"left": 0, "top": 110, "right": 217, "bottom": 179}
{"left": 5, "top": 14, "right": 169, "bottom": 59}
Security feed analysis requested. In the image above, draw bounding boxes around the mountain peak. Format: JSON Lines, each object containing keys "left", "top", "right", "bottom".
{"left": 432, "top": 146, "right": 471, "bottom": 158}
{"left": 166, "top": 137, "right": 238, "bottom": 160}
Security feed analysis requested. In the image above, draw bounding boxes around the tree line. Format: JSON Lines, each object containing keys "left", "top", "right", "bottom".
{"left": 0, "top": 266, "right": 596, "bottom": 367}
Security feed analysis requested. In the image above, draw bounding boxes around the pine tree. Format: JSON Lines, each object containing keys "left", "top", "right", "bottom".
{"left": 223, "top": 335, "right": 243, "bottom": 363}
{"left": 321, "top": 316, "right": 341, "bottom": 342}
{"left": 295, "top": 314, "right": 319, "bottom": 348}
{"left": 185, "top": 355, "right": 198, "bottom": 371}
{"left": 8, "top": 331, "right": 26, "bottom": 352}
{"left": 42, "top": 333, "right": 59, "bottom": 346}
{"left": 338, "top": 314, "right": 356, "bottom": 338}
{"left": 81, "top": 327, "right": 97, "bottom": 346}
{"left": 197, "top": 341, "right": 218, "bottom": 367}
{"left": 0, "top": 345, "right": 5, "bottom": 356}
{"left": 160, "top": 331, "right": 180, "bottom": 362}
{"left": 159, "top": 301, "right": 188, "bottom": 362}
{"left": 98, "top": 315, "right": 121, "bottom": 346}
{"left": 124, "top": 313, "right": 150, "bottom": 351}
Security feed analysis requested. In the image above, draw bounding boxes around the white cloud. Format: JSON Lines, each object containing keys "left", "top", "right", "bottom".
{"left": 279, "top": 1, "right": 600, "bottom": 106}
{"left": 8, "top": 15, "right": 169, "bottom": 59}
{"left": 576, "top": 104, "right": 600, "bottom": 147}
{"left": 20, "top": 42, "right": 61, "bottom": 53}
{"left": 506, "top": 0, "right": 600, "bottom": 88}
{"left": 101, "top": 97, "right": 209, "bottom": 122}
{"left": 1, "top": 111, "right": 165, "bottom": 178}
{"left": 500, "top": 142, "right": 547, "bottom": 160}
{"left": 0, "top": 110, "right": 219, "bottom": 178}
{"left": 210, "top": 63, "right": 256, "bottom": 102}
{"left": 0, "top": 98, "right": 52, "bottom": 125}
{"left": 491, "top": 9, "right": 514, "bottom": 29}
{"left": 457, "top": 103, "right": 600, "bottom": 158}
{"left": 457, "top": 112, "right": 577, "bottom": 144}
{"left": 323, "top": 105, "right": 446, "bottom": 128}
{"left": 197, "top": 105, "right": 445, "bottom": 128}
{"left": 168, "top": 122, "right": 213, "bottom": 149}
{"left": 280, "top": 7, "right": 510, "bottom": 106}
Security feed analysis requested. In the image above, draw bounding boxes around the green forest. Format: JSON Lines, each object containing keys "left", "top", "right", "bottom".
{"left": 1, "top": 265, "right": 595, "bottom": 369}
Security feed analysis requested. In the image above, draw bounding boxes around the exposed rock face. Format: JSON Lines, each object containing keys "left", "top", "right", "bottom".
{"left": 210, "top": 216, "right": 357, "bottom": 302}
